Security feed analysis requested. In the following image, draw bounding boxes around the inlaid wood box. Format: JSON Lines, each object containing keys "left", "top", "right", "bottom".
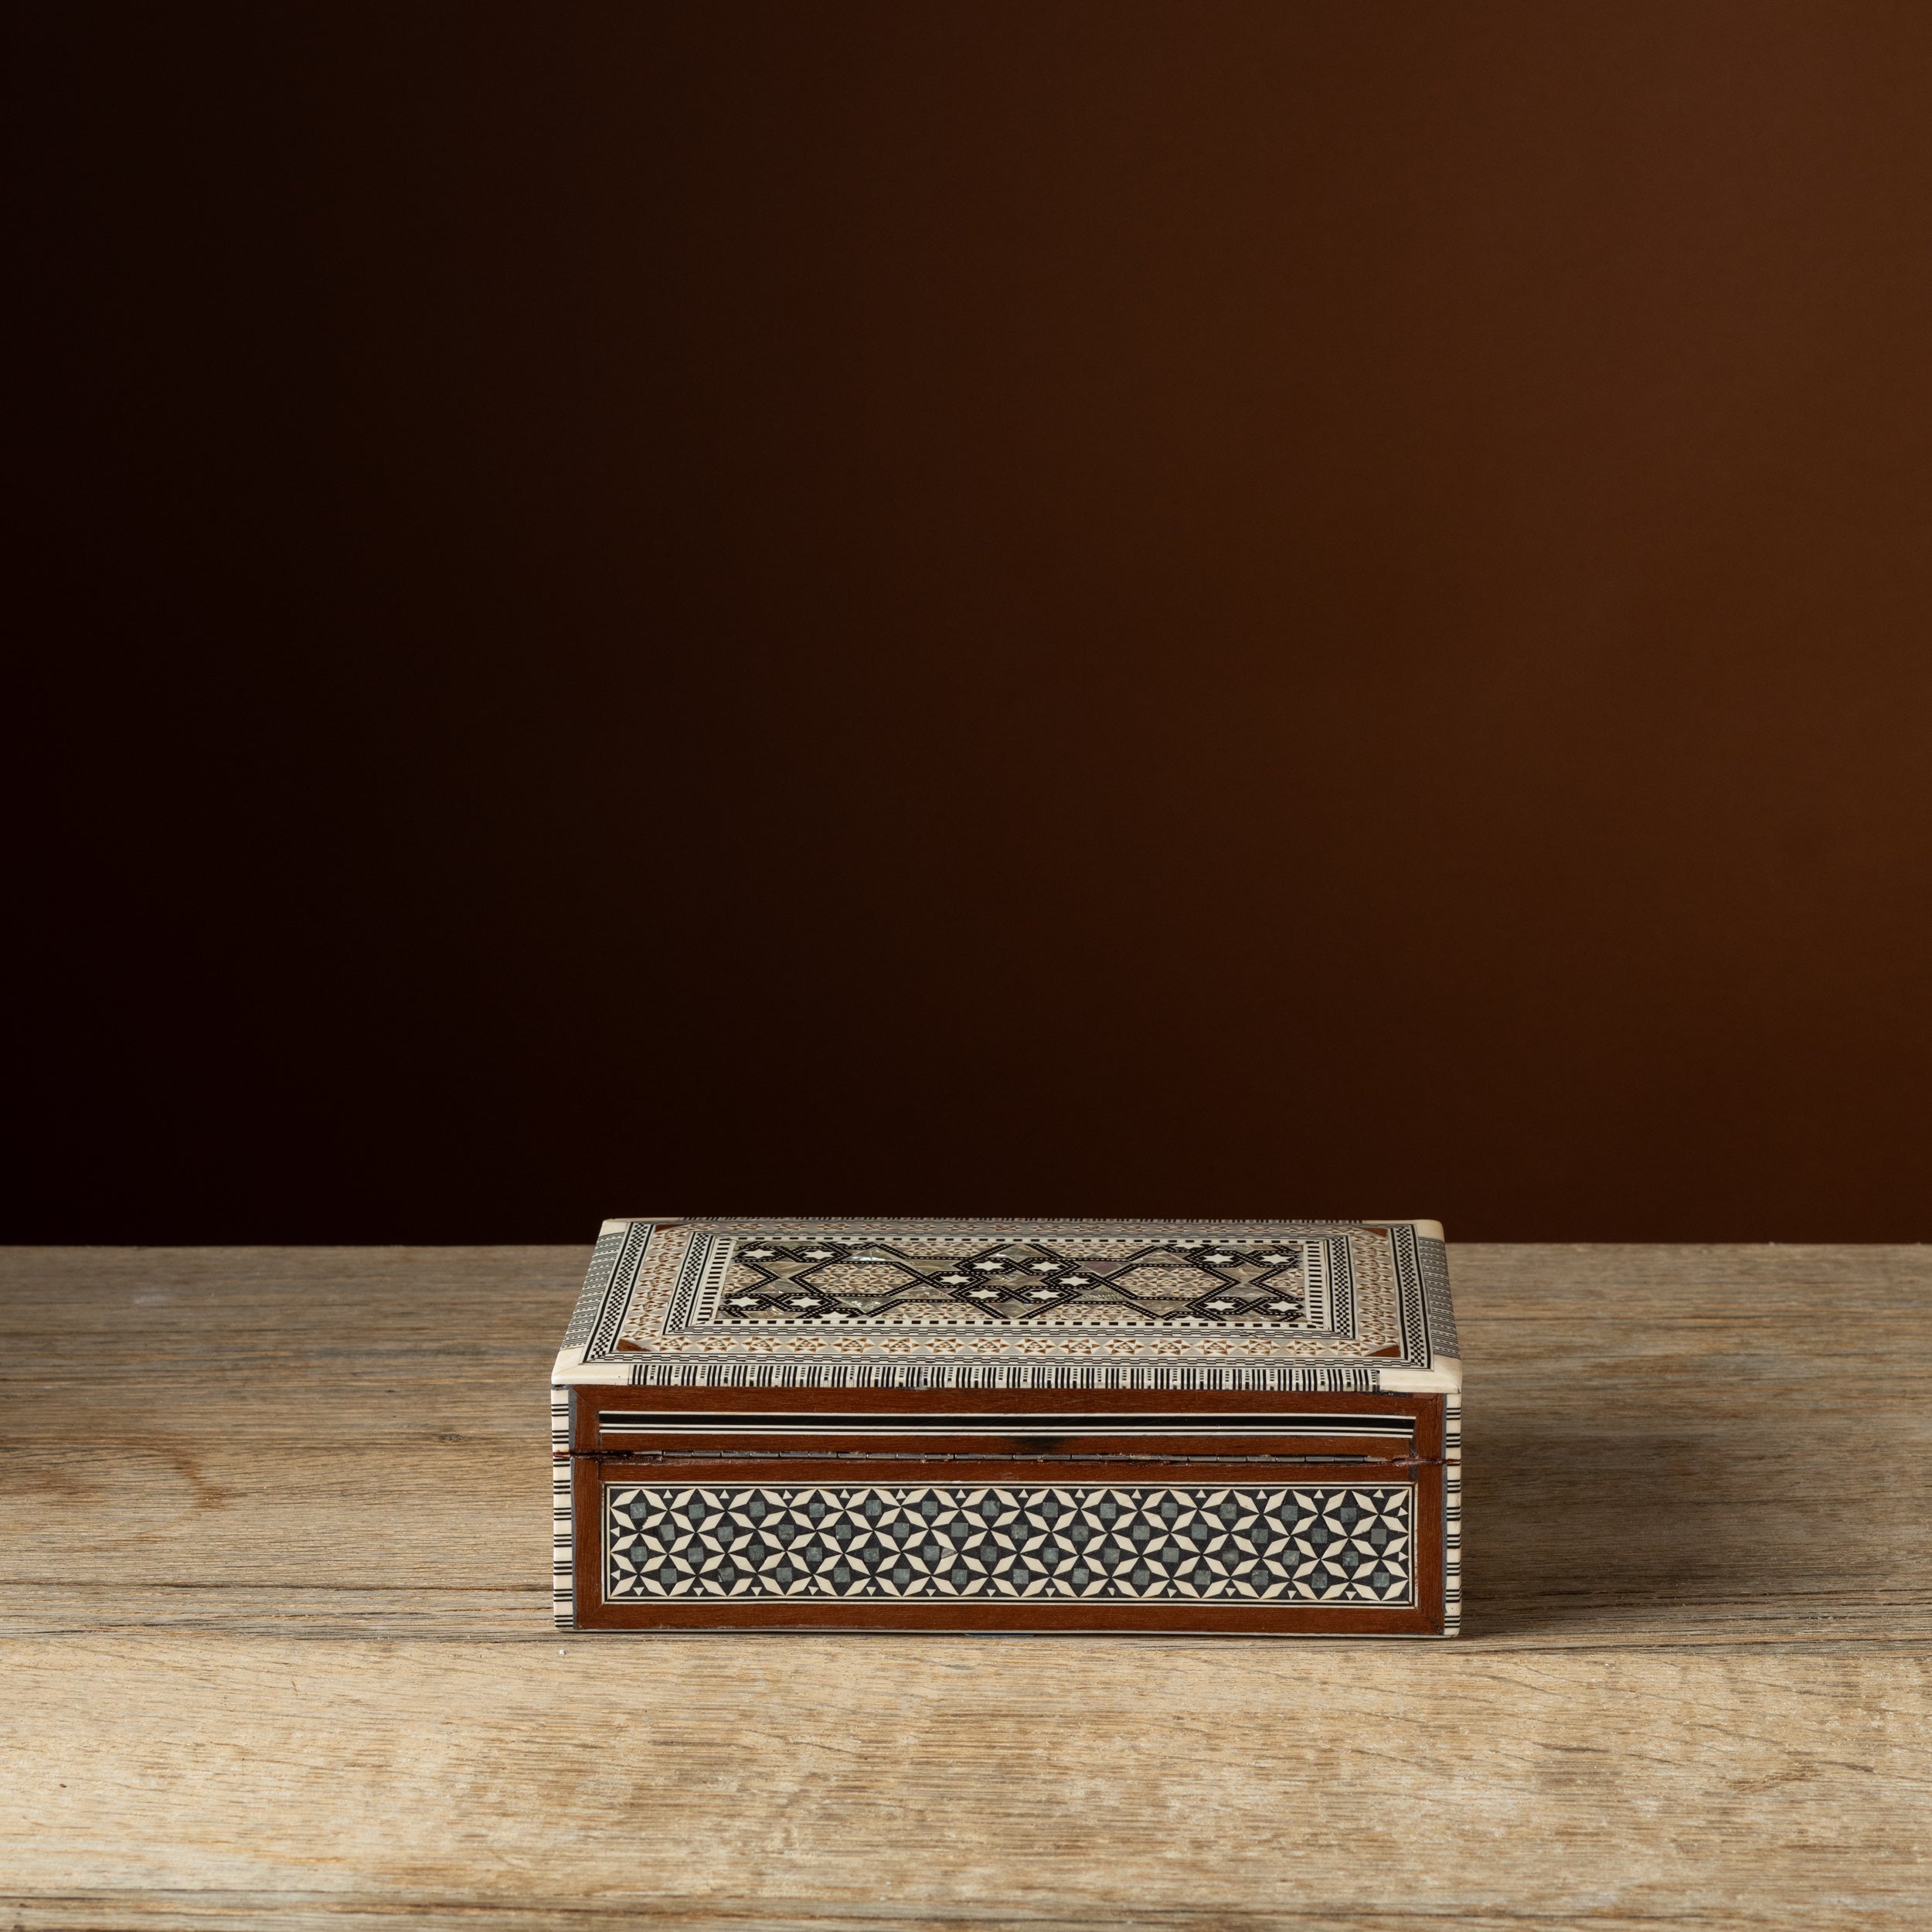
{"left": 552, "top": 1218, "right": 1461, "bottom": 1634}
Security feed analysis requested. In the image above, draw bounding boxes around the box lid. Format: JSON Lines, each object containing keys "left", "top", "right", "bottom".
{"left": 554, "top": 1218, "right": 1459, "bottom": 1394}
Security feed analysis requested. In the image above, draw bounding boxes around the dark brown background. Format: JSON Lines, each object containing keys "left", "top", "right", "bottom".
{"left": 10, "top": 2, "right": 1931, "bottom": 1242}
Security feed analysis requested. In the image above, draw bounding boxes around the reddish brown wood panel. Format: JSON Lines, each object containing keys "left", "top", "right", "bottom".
{"left": 567, "top": 1384, "right": 1446, "bottom": 1461}
{"left": 570, "top": 1451, "right": 1445, "bottom": 1635}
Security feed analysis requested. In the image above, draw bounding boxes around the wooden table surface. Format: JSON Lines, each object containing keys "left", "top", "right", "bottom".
{"left": 3, "top": 1243, "right": 1928, "bottom": 1931}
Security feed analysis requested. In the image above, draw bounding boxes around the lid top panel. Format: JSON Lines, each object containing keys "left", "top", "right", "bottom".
{"left": 556, "top": 1219, "right": 1458, "bottom": 1393}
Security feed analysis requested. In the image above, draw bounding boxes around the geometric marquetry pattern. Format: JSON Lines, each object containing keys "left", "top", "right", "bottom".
{"left": 712, "top": 1237, "right": 1314, "bottom": 1327}
{"left": 606, "top": 1484, "right": 1412, "bottom": 1604}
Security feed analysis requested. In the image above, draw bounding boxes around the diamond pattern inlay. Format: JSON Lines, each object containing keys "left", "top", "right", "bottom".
{"left": 605, "top": 1484, "right": 1413, "bottom": 1604}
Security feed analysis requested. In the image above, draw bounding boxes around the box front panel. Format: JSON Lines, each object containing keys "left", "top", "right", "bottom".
{"left": 569, "top": 1433, "right": 1445, "bottom": 1634}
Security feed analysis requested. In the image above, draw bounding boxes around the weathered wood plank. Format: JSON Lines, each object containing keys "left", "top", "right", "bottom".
{"left": 3, "top": 1638, "right": 1928, "bottom": 1927}
{"left": 2, "top": 1243, "right": 1928, "bottom": 1929}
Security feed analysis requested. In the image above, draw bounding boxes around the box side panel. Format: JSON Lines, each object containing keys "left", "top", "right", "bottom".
{"left": 1415, "top": 1230, "right": 1459, "bottom": 1360}
{"left": 552, "top": 1219, "right": 652, "bottom": 1383}
{"left": 551, "top": 1385, "right": 574, "bottom": 1630}
{"left": 1443, "top": 1390, "right": 1461, "bottom": 1638}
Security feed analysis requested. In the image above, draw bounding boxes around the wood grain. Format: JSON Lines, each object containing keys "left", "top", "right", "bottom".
{"left": 3, "top": 1243, "right": 1929, "bottom": 1930}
